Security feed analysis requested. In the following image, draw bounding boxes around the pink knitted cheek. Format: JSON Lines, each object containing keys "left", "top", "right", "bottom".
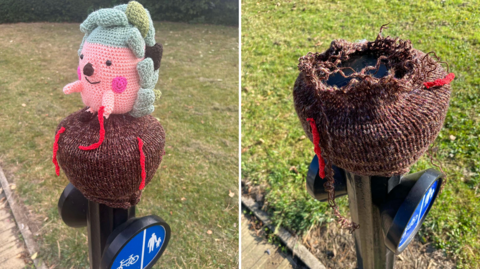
{"left": 112, "top": 76, "right": 128, "bottom": 93}
{"left": 77, "top": 66, "right": 81, "bottom": 80}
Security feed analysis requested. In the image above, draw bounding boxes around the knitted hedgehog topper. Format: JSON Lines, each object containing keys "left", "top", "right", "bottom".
{"left": 52, "top": 1, "right": 166, "bottom": 208}
{"left": 64, "top": 1, "right": 163, "bottom": 118}
{"left": 294, "top": 26, "right": 454, "bottom": 231}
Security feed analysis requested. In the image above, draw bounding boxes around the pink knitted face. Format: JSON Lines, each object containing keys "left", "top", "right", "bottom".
{"left": 77, "top": 66, "right": 81, "bottom": 80}
{"left": 78, "top": 42, "right": 142, "bottom": 114}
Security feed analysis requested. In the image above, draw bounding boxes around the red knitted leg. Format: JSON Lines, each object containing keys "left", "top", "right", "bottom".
{"left": 306, "top": 118, "right": 325, "bottom": 178}
{"left": 79, "top": 106, "right": 105, "bottom": 150}
{"left": 137, "top": 137, "right": 146, "bottom": 190}
{"left": 424, "top": 73, "right": 455, "bottom": 89}
{"left": 53, "top": 127, "right": 66, "bottom": 176}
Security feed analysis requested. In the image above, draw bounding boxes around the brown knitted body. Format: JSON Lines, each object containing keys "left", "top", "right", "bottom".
{"left": 293, "top": 33, "right": 451, "bottom": 178}
{"left": 56, "top": 107, "right": 165, "bottom": 208}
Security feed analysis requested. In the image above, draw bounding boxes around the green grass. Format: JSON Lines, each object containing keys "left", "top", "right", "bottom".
{"left": 0, "top": 22, "right": 238, "bottom": 268}
{"left": 241, "top": 0, "right": 480, "bottom": 267}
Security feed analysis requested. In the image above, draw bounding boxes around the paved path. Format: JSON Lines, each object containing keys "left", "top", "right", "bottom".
{"left": 0, "top": 189, "right": 27, "bottom": 268}
{"left": 241, "top": 214, "right": 296, "bottom": 269}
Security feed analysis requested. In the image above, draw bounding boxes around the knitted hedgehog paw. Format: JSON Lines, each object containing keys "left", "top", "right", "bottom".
{"left": 103, "top": 106, "right": 114, "bottom": 119}
{"left": 63, "top": 80, "right": 83, "bottom": 94}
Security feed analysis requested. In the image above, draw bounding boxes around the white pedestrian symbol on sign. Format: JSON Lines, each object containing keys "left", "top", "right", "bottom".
{"left": 147, "top": 233, "right": 162, "bottom": 253}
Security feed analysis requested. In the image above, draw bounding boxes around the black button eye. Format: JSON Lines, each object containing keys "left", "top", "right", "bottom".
{"left": 80, "top": 54, "right": 84, "bottom": 60}
{"left": 106, "top": 60, "right": 112, "bottom": 66}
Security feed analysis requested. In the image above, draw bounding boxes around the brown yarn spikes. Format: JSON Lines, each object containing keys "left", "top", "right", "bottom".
{"left": 293, "top": 25, "right": 453, "bottom": 232}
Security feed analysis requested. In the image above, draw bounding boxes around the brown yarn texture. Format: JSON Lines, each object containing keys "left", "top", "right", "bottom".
{"left": 56, "top": 107, "right": 165, "bottom": 209}
{"left": 293, "top": 28, "right": 452, "bottom": 231}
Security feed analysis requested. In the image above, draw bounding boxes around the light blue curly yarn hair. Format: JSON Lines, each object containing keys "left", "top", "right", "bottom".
{"left": 78, "top": 1, "right": 160, "bottom": 118}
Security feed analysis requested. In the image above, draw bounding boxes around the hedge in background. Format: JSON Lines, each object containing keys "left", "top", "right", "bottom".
{"left": 0, "top": 0, "right": 238, "bottom": 26}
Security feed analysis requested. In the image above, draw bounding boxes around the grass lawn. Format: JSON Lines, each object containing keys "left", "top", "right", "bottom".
{"left": 242, "top": 0, "right": 480, "bottom": 267}
{"left": 0, "top": 21, "right": 238, "bottom": 268}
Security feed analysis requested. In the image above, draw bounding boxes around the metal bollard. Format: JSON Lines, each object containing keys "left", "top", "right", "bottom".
{"left": 306, "top": 155, "right": 443, "bottom": 269}
{"left": 87, "top": 201, "right": 135, "bottom": 268}
{"left": 58, "top": 183, "right": 171, "bottom": 269}
{"left": 345, "top": 172, "right": 395, "bottom": 269}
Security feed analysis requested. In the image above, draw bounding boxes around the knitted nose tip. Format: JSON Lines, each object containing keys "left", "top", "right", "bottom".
{"left": 83, "top": 63, "right": 94, "bottom": 76}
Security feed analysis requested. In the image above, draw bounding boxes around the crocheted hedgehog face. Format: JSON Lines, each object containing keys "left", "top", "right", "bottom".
{"left": 63, "top": 1, "right": 163, "bottom": 119}
{"left": 77, "top": 42, "right": 143, "bottom": 115}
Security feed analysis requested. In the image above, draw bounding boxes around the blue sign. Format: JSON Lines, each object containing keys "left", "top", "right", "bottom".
{"left": 111, "top": 225, "right": 166, "bottom": 269}
{"left": 398, "top": 180, "right": 438, "bottom": 248}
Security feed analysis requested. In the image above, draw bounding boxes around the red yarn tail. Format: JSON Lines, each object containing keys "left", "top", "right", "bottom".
{"left": 137, "top": 137, "right": 146, "bottom": 190}
{"left": 424, "top": 73, "right": 455, "bottom": 89}
{"left": 79, "top": 106, "right": 105, "bottom": 150}
{"left": 306, "top": 118, "right": 325, "bottom": 179}
{"left": 53, "top": 127, "right": 66, "bottom": 176}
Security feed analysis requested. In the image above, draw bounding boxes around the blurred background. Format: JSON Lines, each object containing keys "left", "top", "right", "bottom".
{"left": 0, "top": 0, "right": 239, "bottom": 26}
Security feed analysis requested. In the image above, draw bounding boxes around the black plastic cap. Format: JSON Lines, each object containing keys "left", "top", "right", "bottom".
{"left": 306, "top": 155, "right": 348, "bottom": 202}
{"left": 58, "top": 183, "right": 88, "bottom": 228}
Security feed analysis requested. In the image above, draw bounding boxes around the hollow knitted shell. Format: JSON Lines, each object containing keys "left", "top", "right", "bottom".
{"left": 293, "top": 35, "right": 452, "bottom": 177}
{"left": 55, "top": 108, "right": 165, "bottom": 208}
